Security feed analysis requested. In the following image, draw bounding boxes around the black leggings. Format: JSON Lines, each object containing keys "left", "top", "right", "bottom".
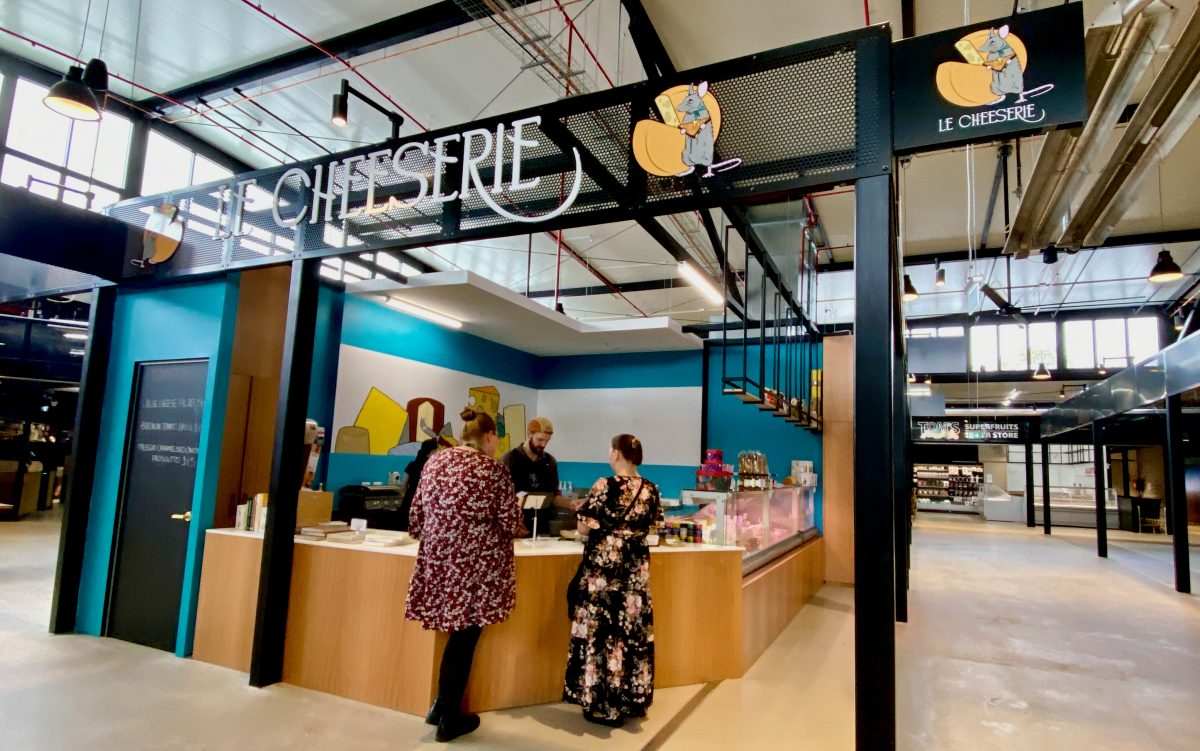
{"left": 439, "top": 625, "right": 483, "bottom": 716}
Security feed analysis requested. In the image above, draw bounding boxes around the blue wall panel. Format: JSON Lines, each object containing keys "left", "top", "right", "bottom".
{"left": 705, "top": 343, "right": 824, "bottom": 532}
{"left": 76, "top": 278, "right": 239, "bottom": 655}
{"left": 307, "top": 282, "right": 345, "bottom": 489}
{"left": 537, "top": 350, "right": 703, "bottom": 389}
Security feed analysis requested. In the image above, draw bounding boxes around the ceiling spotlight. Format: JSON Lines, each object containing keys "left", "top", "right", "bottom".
{"left": 44, "top": 65, "right": 101, "bottom": 121}
{"left": 1041, "top": 246, "right": 1058, "bottom": 265}
{"left": 1148, "top": 249, "right": 1184, "bottom": 284}
{"left": 934, "top": 260, "right": 946, "bottom": 287}
{"left": 903, "top": 274, "right": 920, "bottom": 302}
{"left": 1173, "top": 313, "right": 1185, "bottom": 331}
{"left": 330, "top": 79, "right": 404, "bottom": 138}
{"left": 1032, "top": 362, "right": 1051, "bottom": 380}
{"left": 1098, "top": 367, "right": 1107, "bottom": 376}
{"left": 1059, "top": 385, "right": 1066, "bottom": 399}
{"left": 924, "top": 374, "right": 932, "bottom": 385}
{"left": 907, "top": 373, "right": 916, "bottom": 383}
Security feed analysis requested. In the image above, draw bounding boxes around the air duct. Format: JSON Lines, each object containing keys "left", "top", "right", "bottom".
{"left": 1060, "top": 2, "right": 1200, "bottom": 248}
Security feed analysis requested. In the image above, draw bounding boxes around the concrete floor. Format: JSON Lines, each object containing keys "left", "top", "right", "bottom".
{"left": 1, "top": 508, "right": 1196, "bottom": 750}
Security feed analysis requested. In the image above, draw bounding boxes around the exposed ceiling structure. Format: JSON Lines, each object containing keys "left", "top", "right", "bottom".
{"left": 0, "top": 0, "right": 1197, "bottom": 329}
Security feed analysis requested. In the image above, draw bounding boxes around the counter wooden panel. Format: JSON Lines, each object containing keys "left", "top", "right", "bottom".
{"left": 192, "top": 531, "right": 818, "bottom": 715}
{"left": 741, "top": 537, "right": 824, "bottom": 670}
{"left": 192, "top": 531, "right": 261, "bottom": 672}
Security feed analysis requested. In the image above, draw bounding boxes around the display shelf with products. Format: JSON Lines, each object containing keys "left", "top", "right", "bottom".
{"left": 913, "top": 463, "right": 983, "bottom": 513}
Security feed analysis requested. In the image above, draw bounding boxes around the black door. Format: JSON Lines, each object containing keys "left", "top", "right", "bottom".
{"left": 106, "top": 359, "right": 209, "bottom": 651}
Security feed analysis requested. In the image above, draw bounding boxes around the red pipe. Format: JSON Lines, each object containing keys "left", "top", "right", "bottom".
{"left": 863, "top": 0, "right": 871, "bottom": 26}
{"left": 0, "top": 26, "right": 285, "bottom": 165}
{"left": 553, "top": 0, "right": 615, "bottom": 88}
{"left": 237, "top": 0, "right": 426, "bottom": 131}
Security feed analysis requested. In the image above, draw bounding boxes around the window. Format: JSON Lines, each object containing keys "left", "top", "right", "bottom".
{"left": 1127, "top": 317, "right": 1159, "bottom": 365}
{"left": 190, "top": 155, "right": 232, "bottom": 186}
{"left": 998, "top": 324, "right": 1028, "bottom": 372}
{"left": 938, "top": 326, "right": 965, "bottom": 338}
{"left": 141, "top": 132, "right": 195, "bottom": 195}
{"left": 970, "top": 324, "right": 998, "bottom": 372}
{"left": 1028, "top": 321, "right": 1057, "bottom": 370}
{"left": 2, "top": 77, "right": 131, "bottom": 211}
{"left": 1095, "top": 319, "right": 1128, "bottom": 370}
{"left": 1063, "top": 320, "right": 1095, "bottom": 369}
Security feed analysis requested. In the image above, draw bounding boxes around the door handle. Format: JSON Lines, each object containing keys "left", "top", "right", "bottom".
{"left": 170, "top": 511, "right": 192, "bottom": 522}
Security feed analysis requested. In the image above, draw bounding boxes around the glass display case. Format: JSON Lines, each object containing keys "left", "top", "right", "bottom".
{"left": 676, "top": 487, "right": 817, "bottom": 573}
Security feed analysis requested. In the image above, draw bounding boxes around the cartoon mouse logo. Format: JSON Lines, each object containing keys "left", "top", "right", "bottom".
{"left": 936, "top": 24, "right": 1053, "bottom": 108}
{"left": 632, "top": 81, "right": 742, "bottom": 178}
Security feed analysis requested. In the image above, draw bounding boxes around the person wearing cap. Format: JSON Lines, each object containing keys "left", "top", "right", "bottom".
{"left": 501, "top": 417, "right": 569, "bottom": 535}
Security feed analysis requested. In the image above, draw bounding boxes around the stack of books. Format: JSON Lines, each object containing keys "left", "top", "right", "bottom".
{"left": 235, "top": 493, "right": 270, "bottom": 533}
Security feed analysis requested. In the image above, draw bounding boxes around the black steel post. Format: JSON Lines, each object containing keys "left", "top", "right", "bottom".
{"left": 250, "top": 257, "right": 320, "bottom": 687}
{"left": 1165, "top": 394, "right": 1191, "bottom": 593}
{"left": 1094, "top": 423, "right": 1108, "bottom": 557}
{"left": 854, "top": 173, "right": 895, "bottom": 751}
{"left": 1024, "top": 422, "right": 1035, "bottom": 527}
{"left": 893, "top": 325, "right": 909, "bottom": 623}
{"left": 49, "top": 285, "right": 116, "bottom": 633}
{"left": 1041, "top": 439, "right": 1052, "bottom": 534}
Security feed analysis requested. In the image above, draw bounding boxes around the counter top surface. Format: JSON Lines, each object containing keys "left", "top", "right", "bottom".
{"left": 205, "top": 528, "right": 742, "bottom": 556}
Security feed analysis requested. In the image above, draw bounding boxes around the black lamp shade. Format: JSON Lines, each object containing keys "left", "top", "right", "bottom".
{"left": 1149, "top": 250, "right": 1183, "bottom": 283}
{"left": 1032, "top": 362, "right": 1051, "bottom": 380}
{"left": 1174, "top": 313, "right": 1184, "bottom": 331}
{"left": 935, "top": 266, "right": 946, "bottom": 286}
{"left": 331, "top": 91, "right": 348, "bottom": 127}
{"left": 44, "top": 65, "right": 100, "bottom": 121}
{"left": 1042, "top": 246, "right": 1058, "bottom": 265}
{"left": 902, "top": 274, "right": 919, "bottom": 302}
{"left": 83, "top": 58, "right": 108, "bottom": 92}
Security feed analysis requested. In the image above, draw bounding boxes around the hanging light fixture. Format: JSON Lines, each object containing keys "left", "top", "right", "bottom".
{"left": 1173, "top": 313, "right": 1185, "bottom": 331}
{"left": 902, "top": 274, "right": 920, "bottom": 302}
{"left": 330, "top": 88, "right": 349, "bottom": 127}
{"left": 924, "top": 374, "right": 932, "bottom": 385}
{"left": 1148, "top": 249, "right": 1184, "bottom": 284}
{"left": 678, "top": 261, "right": 724, "bottom": 305}
{"left": 44, "top": 65, "right": 101, "bottom": 121}
{"left": 1032, "top": 362, "right": 1051, "bottom": 380}
{"left": 1041, "top": 246, "right": 1058, "bottom": 265}
{"left": 83, "top": 57, "right": 108, "bottom": 93}
{"left": 907, "top": 373, "right": 916, "bottom": 383}
{"left": 1059, "top": 385, "right": 1066, "bottom": 399}
{"left": 934, "top": 259, "right": 946, "bottom": 287}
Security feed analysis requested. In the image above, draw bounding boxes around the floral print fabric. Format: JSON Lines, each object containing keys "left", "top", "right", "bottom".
{"left": 563, "top": 475, "right": 663, "bottom": 720}
{"left": 405, "top": 447, "right": 523, "bottom": 632}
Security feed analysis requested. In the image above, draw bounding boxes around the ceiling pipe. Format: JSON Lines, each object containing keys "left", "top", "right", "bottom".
{"left": 1062, "top": 2, "right": 1200, "bottom": 248}
{"left": 1032, "top": 1, "right": 1175, "bottom": 249}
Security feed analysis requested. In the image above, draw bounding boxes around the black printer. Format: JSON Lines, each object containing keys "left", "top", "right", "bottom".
{"left": 334, "top": 484, "right": 407, "bottom": 530}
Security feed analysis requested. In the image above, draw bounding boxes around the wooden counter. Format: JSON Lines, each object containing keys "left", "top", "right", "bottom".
{"left": 193, "top": 530, "right": 822, "bottom": 715}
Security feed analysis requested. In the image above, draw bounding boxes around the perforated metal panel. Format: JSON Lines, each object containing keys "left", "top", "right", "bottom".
{"left": 107, "top": 26, "right": 892, "bottom": 282}
{"left": 0, "top": 253, "right": 108, "bottom": 303}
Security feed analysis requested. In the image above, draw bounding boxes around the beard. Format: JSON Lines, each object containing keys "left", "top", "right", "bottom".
{"left": 528, "top": 442, "right": 545, "bottom": 457}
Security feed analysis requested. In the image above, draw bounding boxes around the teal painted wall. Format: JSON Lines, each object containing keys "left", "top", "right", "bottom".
{"left": 75, "top": 278, "right": 239, "bottom": 657}
{"left": 705, "top": 343, "right": 824, "bottom": 532}
{"left": 307, "top": 282, "right": 345, "bottom": 489}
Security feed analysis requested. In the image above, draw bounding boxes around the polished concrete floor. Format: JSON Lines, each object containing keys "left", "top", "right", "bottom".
{"left": 1, "top": 507, "right": 1197, "bottom": 750}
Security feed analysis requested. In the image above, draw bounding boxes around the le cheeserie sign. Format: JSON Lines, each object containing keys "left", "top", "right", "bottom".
{"left": 893, "top": 3, "right": 1086, "bottom": 153}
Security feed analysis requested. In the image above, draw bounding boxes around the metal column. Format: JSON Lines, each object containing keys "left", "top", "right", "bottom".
{"left": 1041, "top": 440, "right": 1052, "bottom": 534}
{"left": 49, "top": 285, "right": 116, "bottom": 633}
{"left": 250, "top": 257, "right": 320, "bottom": 687}
{"left": 1093, "top": 423, "right": 1108, "bottom": 558}
{"left": 1024, "top": 422, "right": 1035, "bottom": 528}
{"left": 853, "top": 174, "right": 896, "bottom": 751}
{"left": 1165, "top": 394, "right": 1192, "bottom": 593}
{"left": 893, "top": 334, "right": 909, "bottom": 624}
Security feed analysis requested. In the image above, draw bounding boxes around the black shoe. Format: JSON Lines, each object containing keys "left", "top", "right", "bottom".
{"left": 425, "top": 696, "right": 443, "bottom": 726}
{"left": 583, "top": 711, "right": 625, "bottom": 728}
{"left": 436, "top": 713, "right": 480, "bottom": 742}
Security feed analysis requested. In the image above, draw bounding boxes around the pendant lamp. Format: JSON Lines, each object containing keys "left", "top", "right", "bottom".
{"left": 1174, "top": 313, "right": 1184, "bottom": 331}
{"left": 1032, "top": 362, "right": 1051, "bottom": 380}
{"left": 1148, "top": 249, "right": 1183, "bottom": 284}
{"left": 934, "top": 259, "right": 945, "bottom": 287}
{"left": 43, "top": 65, "right": 101, "bottom": 121}
{"left": 83, "top": 58, "right": 108, "bottom": 93}
{"left": 902, "top": 274, "right": 920, "bottom": 302}
{"left": 1058, "top": 385, "right": 1066, "bottom": 399}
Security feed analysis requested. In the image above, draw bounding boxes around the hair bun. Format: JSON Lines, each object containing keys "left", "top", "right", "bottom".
{"left": 460, "top": 407, "right": 478, "bottom": 421}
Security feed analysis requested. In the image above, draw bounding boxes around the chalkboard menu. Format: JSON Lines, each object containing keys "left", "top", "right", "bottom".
{"left": 108, "top": 358, "right": 209, "bottom": 651}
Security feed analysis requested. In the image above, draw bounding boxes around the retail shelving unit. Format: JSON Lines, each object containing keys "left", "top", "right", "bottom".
{"left": 913, "top": 463, "right": 983, "bottom": 514}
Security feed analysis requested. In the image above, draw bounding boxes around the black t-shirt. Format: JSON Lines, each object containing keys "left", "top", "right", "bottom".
{"left": 501, "top": 445, "right": 559, "bottom": 494}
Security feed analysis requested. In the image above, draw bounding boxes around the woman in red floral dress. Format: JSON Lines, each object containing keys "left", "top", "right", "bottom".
{"left": 563, "top": 434, "right": 662, "bottom": 727}
{"left": 406, "top": 407, "right": 523, "bottom": 742}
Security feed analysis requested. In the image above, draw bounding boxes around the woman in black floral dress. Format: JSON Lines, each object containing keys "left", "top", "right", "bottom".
{"left": 564, "top": 434, "right": 663, "bottom": 727}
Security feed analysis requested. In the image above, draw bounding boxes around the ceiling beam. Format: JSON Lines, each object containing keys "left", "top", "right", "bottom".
{"left": 141, "top": 0, "right": 541, "bottom": 109}
{"left": 619, "top": 0, "right": 675, "bottom": 79}
{"left": 821, "top": 228, "right": 1200, "bottom": 273}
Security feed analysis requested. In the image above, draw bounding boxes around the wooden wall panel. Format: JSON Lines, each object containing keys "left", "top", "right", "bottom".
{"left": 822, "top": 334, "right": 855, "bottom": 584}
{"left": 192, "top": 532, "right": 262, "bottom": 671}
{"left": 740, "top": 538, "right": 825, "bottom": 671}
{"left": 213, "top": 374, "right": 251, "bottom": 528}
{"left": 650, "top": 550, "right": 744, "bottom": 687}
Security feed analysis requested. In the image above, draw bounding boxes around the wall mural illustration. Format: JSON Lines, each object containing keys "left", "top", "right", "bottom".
{"left": 340, "top": 383, "right": 526, "bottom": 459}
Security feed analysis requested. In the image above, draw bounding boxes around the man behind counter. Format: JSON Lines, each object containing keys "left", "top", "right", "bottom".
{"left": 501, "top": 417, "right": 574, "bottom": 535}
